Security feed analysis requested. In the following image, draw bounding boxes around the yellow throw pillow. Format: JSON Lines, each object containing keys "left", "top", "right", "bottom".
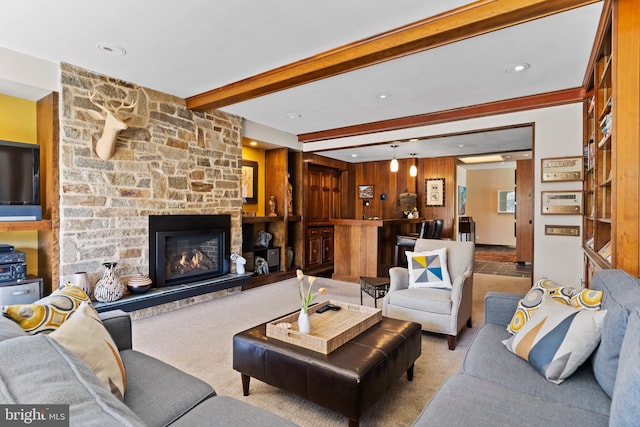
{"left": 507, "top": 278, "right": 603, "bottom": 334}
{"left": 50, "top": 301, "right": 127, "bottom": 400}
{"left": 2, "top": 283, "right": 90, "bottom": 334}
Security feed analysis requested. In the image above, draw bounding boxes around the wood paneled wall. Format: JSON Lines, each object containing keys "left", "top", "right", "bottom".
{"left": 352, "top": 157, "right": 457, "bottom": 238}
{"left": 418, "top": 157, "right": 457, "bottom": 239}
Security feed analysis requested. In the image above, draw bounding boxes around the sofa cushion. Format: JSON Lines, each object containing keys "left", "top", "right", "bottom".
{"left": 609, "top": 307, "right": 640, "bottom": 426}
{"left": 462, "top": 323, "right": 611, "bottom": 415}
{"left": 2, "top": 283, "right": 90, "bottom": 334}
{"left": 406, "top": 248, "right": 452, "bottom": 289}
{"left": 0, "top": 314, "right": 27, "bottom": 341}
{"left": 507, "top": 278, "right": 603, "bottom": 334}
{"left": 169, "top": 396, "right": 299, "bottom": 427}
{"left": 590, "top": 269, "right": 640, "bottom": 398}
{"left": 413, "top": 373, "right": 609, "bottom": 427}
{"left": 503, "top": 294, "right": 606, "bottom": 384}
{"left": 50, "top": 301, "right": 126, "bottom": 400}
{"left": 120, "top": 349, "right": 216, "bottom": 426}
{"left": 0, "top": 334, "right": 145, "bottom": 426}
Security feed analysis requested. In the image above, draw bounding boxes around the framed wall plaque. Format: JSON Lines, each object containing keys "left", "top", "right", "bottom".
{"left": 541, "top": 191, "right": 583, "bottom": 215}
{"left": 541, "top": 156, "right": 583, "bottom": 182}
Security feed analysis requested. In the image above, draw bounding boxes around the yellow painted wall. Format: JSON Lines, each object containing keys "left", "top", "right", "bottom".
{"left": 242, "top": 145, "right": 266, "bottom": 216}
{"left": 0, "top": 93, "right": 39, "bottom": 275}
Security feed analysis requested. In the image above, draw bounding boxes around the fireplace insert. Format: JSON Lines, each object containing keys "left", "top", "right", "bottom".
{"left": 149, "top": 215, "right": 231, "bottom": 287}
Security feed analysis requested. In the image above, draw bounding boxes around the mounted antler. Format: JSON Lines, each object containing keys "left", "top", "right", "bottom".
{"left": 87, "top": 89, "right": 137, "bottom": 160}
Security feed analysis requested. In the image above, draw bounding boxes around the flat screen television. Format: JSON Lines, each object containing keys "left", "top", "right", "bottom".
{"left": 0, "top": 140, "right": 42, "bottom": 220}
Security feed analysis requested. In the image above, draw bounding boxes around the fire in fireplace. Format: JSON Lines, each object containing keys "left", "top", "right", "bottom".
{"left": 149, "top": 215, "right": 231, "bottom": 287}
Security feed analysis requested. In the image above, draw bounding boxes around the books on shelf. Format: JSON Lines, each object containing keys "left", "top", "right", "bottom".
{"left": 598, "top": 241, "right": 612, "bottom": 261}
{"left": 584, "top": 140, "right": 596, "bottom": 170}
{"left": 586, "top": 236, "right": 595, "bottom": 249}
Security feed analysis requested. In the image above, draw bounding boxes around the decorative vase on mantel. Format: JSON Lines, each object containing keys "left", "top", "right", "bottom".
{"left": 298, "top": 309, "right": 311, "bottom": 334}
{"left": 93, "top": 262, "right": 125, "bottom": 302}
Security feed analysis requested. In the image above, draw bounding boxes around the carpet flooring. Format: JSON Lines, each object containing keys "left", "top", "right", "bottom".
{"left": 131, "top": 273, "right": 531, "bottom": 427}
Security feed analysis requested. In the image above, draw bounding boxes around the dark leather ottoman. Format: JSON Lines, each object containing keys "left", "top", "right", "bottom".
{"left": 233, "top": 316, "right": 421, "bottom": 427}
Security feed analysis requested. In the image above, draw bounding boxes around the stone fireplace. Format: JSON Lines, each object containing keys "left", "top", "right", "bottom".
{"left": 57, "top": 63, "right": 247, "bottom": 315}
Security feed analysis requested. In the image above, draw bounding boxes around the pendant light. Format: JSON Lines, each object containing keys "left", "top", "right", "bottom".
{"left": 390, "top": 144, "right": 399, "bottom": 172}
{"left": 409, "top": 153, "right": 418, "bottom": 177}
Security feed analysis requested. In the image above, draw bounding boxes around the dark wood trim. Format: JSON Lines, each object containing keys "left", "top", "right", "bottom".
{"left": 299, "top": 88, "right": 585, "bottom": 142}
{"left": 307, "top": 123, "right": 535, "bottom": 154}
{"left": 186, "top": 0, "right": 599, "bottom": 111}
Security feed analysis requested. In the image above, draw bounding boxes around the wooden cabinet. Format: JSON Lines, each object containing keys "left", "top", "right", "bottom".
{"left": 306, "top": 226, "right": 333, "bottom": 267}
{"left": 583, "top": 1, "right": 640, "bottom": 283}
{"left": 306, "top": 165, "right": 341, "bottom": 222}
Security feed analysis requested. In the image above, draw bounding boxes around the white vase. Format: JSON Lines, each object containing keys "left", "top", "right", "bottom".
{"left": 93, "top": 262, "right": 125, "bottom": 302}
{"left": 298, "top": 309, "right": 311, "bottom": 334}
{"left": 71, "top": 271, "right": 92, "bottom": 298}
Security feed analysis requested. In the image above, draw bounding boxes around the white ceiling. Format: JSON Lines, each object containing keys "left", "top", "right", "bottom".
{"left": 0, "top": 1, "right": 603, "bottom": 163}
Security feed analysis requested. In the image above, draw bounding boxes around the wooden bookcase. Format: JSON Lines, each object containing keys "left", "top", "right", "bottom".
{"left": 583, "top": 0, "right": 640, "bottom": 284}
{"left": 583, "top": 15, "right": 612, "bottom": 273}
{"left": 242, "top": 147, "right": 303, "bottom": 288}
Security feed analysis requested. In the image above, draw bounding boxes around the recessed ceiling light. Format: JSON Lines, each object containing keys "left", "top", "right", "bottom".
{"left": 505, "top": 63, "right": 530, "bottom": 73}
{"left": 285, "top": 112, "right": 302, "bottom": 119}
{"left": 458, "top": 144, "right": 465, "bottom": 148}
{"left": 351, "top": 154, "right": 358, "bottom": 158}
{"left": 378, "top": 93, "right": 391, "bottom": 100}
{"left": 249, "top": 141, "right": 258, "bottom": 146}
{"left": 97, "top": 42, "right": 126, "bottom": 56}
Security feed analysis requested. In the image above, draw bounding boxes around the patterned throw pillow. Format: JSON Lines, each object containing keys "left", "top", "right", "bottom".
{"left": 507, "top": 278, "right": 603, "bottom": 334}
{"left": 2, "top": 283, "right": 90, "bottom": 334}
{"left": 50, "top": 301, "right": 127, "bottom": 400}
{"left": 503, "top": 294, "right": 607, "bottom": 384}
{"left": 407, "top": 248, "right": 452, "bottom": 289}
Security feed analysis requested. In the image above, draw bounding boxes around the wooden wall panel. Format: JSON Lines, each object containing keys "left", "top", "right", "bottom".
{"left": 419, "top": 157, "right": 457, "bottom": 239}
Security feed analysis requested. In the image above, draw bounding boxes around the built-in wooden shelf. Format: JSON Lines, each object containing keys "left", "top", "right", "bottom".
{"left": 0, "top": 220, "right": 53, "bottom": 232}
{"left": 242, "top": 215, "right": 284, "bottom": 223}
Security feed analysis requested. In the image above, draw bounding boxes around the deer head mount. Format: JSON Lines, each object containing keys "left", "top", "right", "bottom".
{"left": 87, "top": 89, "right": 137, "bottom": 160}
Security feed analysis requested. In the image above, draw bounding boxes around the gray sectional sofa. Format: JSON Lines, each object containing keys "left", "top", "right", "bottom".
{"left": 414, "top": 269, "right": 640, "bottom": 427}
{"left": 0, "top": 308, "right": 297, "bottom": 426}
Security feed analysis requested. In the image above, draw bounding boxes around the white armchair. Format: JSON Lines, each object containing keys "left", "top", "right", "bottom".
{"left": 383, "top": 239, "right": 475, "bottom": 350}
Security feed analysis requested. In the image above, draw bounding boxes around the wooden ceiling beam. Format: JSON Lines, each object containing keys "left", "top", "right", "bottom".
{"left": 186, "top": 0, "right": 599, "bottom": 111}
{"left": 298, "top": 87, "right": 587, "bottom": 142}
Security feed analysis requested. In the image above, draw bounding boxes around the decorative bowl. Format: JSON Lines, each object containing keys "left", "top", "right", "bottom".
{"left": 127, "top": 274, "right": 153, "bottom": 294}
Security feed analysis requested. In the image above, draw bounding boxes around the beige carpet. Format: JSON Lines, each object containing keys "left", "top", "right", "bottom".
{"left": 131, "top": 273, "right": 531, "bottom": 427}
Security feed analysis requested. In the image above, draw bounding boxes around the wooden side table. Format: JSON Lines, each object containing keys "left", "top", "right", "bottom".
{"left": 359, "top": 276, "right": 390, "bottom": 308}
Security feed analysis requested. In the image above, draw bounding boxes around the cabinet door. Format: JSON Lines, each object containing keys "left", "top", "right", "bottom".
{"left": 307, "top": 168, "right": 323, "bottom": 222}
{"left": 330, "top": 173, "right": 341, "bottom": 219}
{"left": 321, "top": 227, "right": 334, "bottom": 263}
{"left": 306, "top": 228, "right": 321, "bottom": 266}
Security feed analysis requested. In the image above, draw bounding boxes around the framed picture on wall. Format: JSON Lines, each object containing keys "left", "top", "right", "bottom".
{"left": 358, "top": 185, "right": 374, "bottom": 199}
{"left": 425, "top": 178, "right": 445, "bottom": 207}
{"left": 541, "top": 156, "right": 583, "bottom": 182}
{"left": 241, "top": 160, "right": 258, "bottom": 204}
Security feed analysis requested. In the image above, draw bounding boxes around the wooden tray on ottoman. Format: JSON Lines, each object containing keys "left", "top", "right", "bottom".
{"left": 266, "top": 300, "right": 382, "bottom": 354}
